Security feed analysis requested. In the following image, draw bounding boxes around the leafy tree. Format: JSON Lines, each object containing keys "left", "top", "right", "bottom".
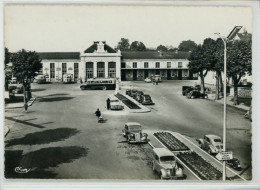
{"left": 116, "top": 38, "right": 130, "bottom": 51}
{"left": 178, "top": 40, "right": 197, "bottom": 52}
{"left": 130, "top": 41, "right": 146, "bottom": 51}
{"left": 226, "top": 36, "right": 252, "bottom": 105}
{"left": 11, "top": 49, "right": 42, "bottom": 103}
{"left": 188, "top": 44, "right": 211, "bottom": 93}
{"left": 156, "top": 45, "right": 168, "bottom": 52}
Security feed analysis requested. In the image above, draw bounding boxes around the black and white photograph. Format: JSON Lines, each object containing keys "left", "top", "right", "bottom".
{"left": 2, "top": 3, "right": 257, "bottom": 184}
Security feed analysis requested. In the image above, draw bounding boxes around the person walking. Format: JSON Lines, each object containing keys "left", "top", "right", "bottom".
{"left": 95, "top": 108, "right": 101, "bottom": 121}
{"left": 106, "top": 98, "right": 111, "bottom": 110}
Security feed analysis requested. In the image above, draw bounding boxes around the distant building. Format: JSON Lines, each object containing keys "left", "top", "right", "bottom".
{"left": 38, "top": 41, "right": 197, "bottom": 82}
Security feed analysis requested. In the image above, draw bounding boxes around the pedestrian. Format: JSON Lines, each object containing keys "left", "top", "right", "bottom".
{"left": 95, "top": 108, "right": 101, "bottom": 121}
{"left": 106, "top": 98, "right": 110, "bottom": 110}
{"left": 155, "top": 78, "right": 158, "bottom": 85}
{"left": 24, "top": 102, "right": 28, "bottom": 112}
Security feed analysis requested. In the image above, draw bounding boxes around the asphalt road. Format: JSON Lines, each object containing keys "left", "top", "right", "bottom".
{"left": 4, "top": 81, "right": 252, "bottom": 180}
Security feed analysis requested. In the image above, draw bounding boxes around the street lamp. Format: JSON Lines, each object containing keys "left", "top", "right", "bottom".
{"left": 214, "top": 26, "right": 242, "bottom": 181}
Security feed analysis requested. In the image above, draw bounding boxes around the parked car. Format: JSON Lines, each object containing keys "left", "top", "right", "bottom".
{"left": 152, "top": 148, "right": 184, "bottom": 180}
{"left": 126, "top": 89, "right": 131, "bottom": 96}
{"left": 109, "top": 96, "right": 124, "bottom": 110}
{"left": 186, "top": 90, "right": 208, "bottom": 99}
{"left": 226, "top": 158, "right": 242, "bottom": 171}
{"left": 244, "top": 105, "right": 252, "bottom": 121}
{"left": 140, "top": 94, "right": 154, "bottom": 105}
{"left": 135, "top": 90, "right": 144, "bottom": 102}
{"left": 144, "top": 77, "right": 152, "bottom": 83}
{"left": 197, "top": 134, "right": 223, "bottom": 155}
{"left": 183, "top": 87, "right": 197, "bottom": 96}
{"left": 129, "top": 89, "right": 138, "bottom": 97}
{"left": 8, "top": 83, "right": 23, "bottom": 94}
{"left": 35, "top": 74, "right": 47, "bottom": 84}
{"left": 122, "top": 122, "right": 149, "bottom": 144}
{"left": 195, "top": 85, "right": 211, "bottom": 92}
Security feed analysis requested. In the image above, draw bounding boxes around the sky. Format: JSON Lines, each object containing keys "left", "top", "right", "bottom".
{"left": 4, "top": 5, "right": 252, "bottom": 52}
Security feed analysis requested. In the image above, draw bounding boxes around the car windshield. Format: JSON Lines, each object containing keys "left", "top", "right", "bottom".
{"left": 129, "top": 125, "right": 141, "bottom": 132}
{"left": 216, "top": 145, "right": 223, "bottom": 149}
{"left": 160, "top": 156, "right": 175, "bottom": 162}
{"left": 214, "top": 139, "right": 222, "bottom": 142}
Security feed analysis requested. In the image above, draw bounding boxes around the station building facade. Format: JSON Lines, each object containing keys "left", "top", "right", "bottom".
{"left": 38, "top": 41, "right": 197, "bottom": 82}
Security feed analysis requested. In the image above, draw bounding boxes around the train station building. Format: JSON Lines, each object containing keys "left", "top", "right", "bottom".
{"left": 38, "top": 41, "right": 197, "bottom": 82}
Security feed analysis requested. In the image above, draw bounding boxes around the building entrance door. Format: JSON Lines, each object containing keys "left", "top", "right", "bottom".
{"left": 178, "top": 70, "right": 182, "bottom": 80}
{"left": 144, "top": 70, "right": 148, "bottom": 78}
{"left": 167, "top": 70, "right": 171, "bottom": 80}
{"left": 133, "top": 70, "right": 137, "bottom": 80}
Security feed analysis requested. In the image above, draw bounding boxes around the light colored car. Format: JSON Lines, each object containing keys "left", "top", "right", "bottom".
{"left": 35, "top": 74, "right": 47, "bottom": 84}
{"left": 122, "top": 122, "right": 149, "bottom": 144}
{"left": 152, "top": 148, "right": 184, "bottom": 180}
{"left": 110, "top": 96, "right": 124, "bottom": 110}
{"left": 144, "top": 77, "right": 152, "bottom": 83}
{"left": 197, "top": 134, "right": 223, "bottom": 154}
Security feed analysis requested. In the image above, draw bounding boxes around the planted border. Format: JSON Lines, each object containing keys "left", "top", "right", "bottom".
{"left": 115, "top": 93, "right": 141, "bottom": 109}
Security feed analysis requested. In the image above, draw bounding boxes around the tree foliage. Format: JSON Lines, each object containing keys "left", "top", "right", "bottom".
{"left": 116, "top": 38, "right": 130, "bottom": 51}
{"left": 5, "top": 47, "right": 10, "bottom": 68}
{"left": 178, "top": 40, "right": 197, "bottom": 52}
{"left": 156, "top": 45, "right": 168, "bottom": 52}
{"left": 130, "top": 41, "right": 146, "bottom": 51}
{"left": 11, "top": 49, "right": 42, "bottom": 84}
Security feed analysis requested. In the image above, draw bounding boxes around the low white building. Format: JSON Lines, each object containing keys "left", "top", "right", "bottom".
{"left": 38, "top": 41, "right": 197, "bottom": 82}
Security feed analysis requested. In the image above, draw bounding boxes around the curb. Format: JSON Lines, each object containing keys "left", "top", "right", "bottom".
{"left": 4, "top": 126, "right": 10, "bottom": 137}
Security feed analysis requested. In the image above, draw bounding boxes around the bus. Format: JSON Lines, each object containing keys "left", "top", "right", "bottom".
{"left": 80, "top": 78, "right": 116, "bottom": 90}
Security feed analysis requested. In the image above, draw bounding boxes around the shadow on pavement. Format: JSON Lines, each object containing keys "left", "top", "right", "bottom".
{"left": 38, "top": 96, "right": 74, "bottom": 102}
{"left": 43, "top": 93, "right": 70, "bottom": 97}
{"left": 5, "top": 128, "right": 79, "bottom": 147}
{"left": 5, "top": 96, "right": 24, "bottom": 104}
{"left": 5, "top": 146, "right": 88, "bottom": 179}
{"left": 5, "top": 116, "right": 46, "bottom": 129}
{"left": 31, "top": 88, "right": 46, "bottom": 92}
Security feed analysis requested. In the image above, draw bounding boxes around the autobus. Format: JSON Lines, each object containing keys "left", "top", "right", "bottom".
{"left": 80, "top": 78, "right": 116, "bottom": 90}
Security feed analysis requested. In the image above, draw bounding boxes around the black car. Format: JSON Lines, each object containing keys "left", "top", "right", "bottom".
{"left": 187, "top": 90, "right": 208, "bottom": 99}
{"left": 182, "top": 86, "right": 193, "bottom": 95}
{"left": 195, "top": 85, "right": 211, "bottom": 92}
{"left": 183, "top": 87, "right": 197, "bottom": 96}
{"left": 226, "top": 158, "right": 242, "bottom": 171}
{"left": 129, "top": 89, "right": 137, "bottom": 97}
{"left": 126, "top": 89, "right": 131, "bottom": 96}
{"left": 140, "top": 94, "right": 154, "bottom": 105}
{"left": 135, "top": 91, "right": 144, "bottom": 102}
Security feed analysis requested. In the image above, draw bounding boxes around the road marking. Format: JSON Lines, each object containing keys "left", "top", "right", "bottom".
{"left": 151, "top": 132, "right": 202, "bottom": 181}
{"left": 169, "top": 131, "right": 247, "bottom": 181}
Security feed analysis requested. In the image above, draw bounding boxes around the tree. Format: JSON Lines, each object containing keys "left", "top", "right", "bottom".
{"left": 178, "top": 40, "right": 197, "bottom": 52}
{"left": 11, "top": 49, "right": 42, "bottom": 103}
{"left": 5, "top": 47, "right": 11, "bottom": 90}
{"left": 116, "top": 38, "right": 130, "bottom": 51}
{"left": 226, "top": 35, "right": 252, "bottom": 105}
{"left": 188, "top": 44, "right": 211, "bottom": 93}
{"left": 156, "top": 45, "right": 168, "bottom": 52}
{"left": 130, "top": 41, "right": 146, "bottom": 51}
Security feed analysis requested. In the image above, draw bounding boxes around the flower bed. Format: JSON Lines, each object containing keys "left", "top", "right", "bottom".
{"left": 177, "top": 152, "right": 222, "bottom": 180}
{"left": 115, "top": 93, "right": 141, "bottom": 109}
{"left": 154, "top": 132, "right": 190, "bottom": 151}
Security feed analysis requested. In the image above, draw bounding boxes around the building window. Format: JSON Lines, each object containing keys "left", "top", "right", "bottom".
{"left": 167, "top": 62, "right": 171, "bottom": 68}
{"left": 86, "top": 62, "right": 93, "bottom": 79}
{"left": 108, "top": 62, "right": 116, "bottom": 78}
{"left": 62, "top": 63, "right": 67, "bottom": 77}
{"left": 156, "top": 62, "right": 160, "bottom": 68}
{"left": 74, "top": 63, "right": 79, "bottom": 80}
{"left": 121, "top": 62, "right": 126, "bottom": 68}
{"left": 144, "top": 62, "right": 149, "bottom": 68}
{"left": 133, "top": 62, "right": 137, "bottom": 68}
{"left": 97, "top": 62, "right": 105, "bottom": 78}
{"left": 178, "top": 62, "right": 182, "bottom": 68}
{"left": 50, "top": 63, "right": 55, "bottom": 78}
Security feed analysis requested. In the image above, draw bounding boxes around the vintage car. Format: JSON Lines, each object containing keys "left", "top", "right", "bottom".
{"left": 126, "top": 89, "right": 131, "bottom": 96}
{"left": 197, "top": 134, "right": 223, "bottom": 154}
{"left": 35, "top": 74, "right": 47, "bottom": 84}
{"left": 8, "top": 83, "right": 23, "bottom": 94}
{"left": 226, "top": 158, "right": 242, "bottom": 171}
{"left": 186, "top": 90, "right": 208, "bottom": 99}
{"left": 144, "top": 77, "right": 152, "bottom": 83}
{"left": 140, "top": 94, "right": 154, "bottom": 105}
{"left": 109, "top": 96, "right": 124, "bottom": 110}
{"left": 152, "top": 148, "right": 184, "bottom": 180}
{"left": 135, "top": 90, "right": 144, "bottom": 102}
{"left": 122, "top": 122, "right": 149, "bottom": 144}
{"left": 129, "top": 89, "right": 138, "bottom": 98}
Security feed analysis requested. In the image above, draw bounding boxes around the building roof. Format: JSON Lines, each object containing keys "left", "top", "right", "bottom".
{"left": 121, "top": 51, "right": 190, "bottom": 60}
{"left": 84, "top": 41, "right": 117, "bottom": 53}
{"left": 38, "top": 52, "right": 80, "bottom": 60}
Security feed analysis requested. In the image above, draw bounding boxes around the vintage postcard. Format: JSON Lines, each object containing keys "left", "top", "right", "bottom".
{"left": 3, "top": 4, "right": 254, "bottom": 182}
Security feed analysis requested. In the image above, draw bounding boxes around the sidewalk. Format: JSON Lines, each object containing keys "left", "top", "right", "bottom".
{"left": 207, "top": 93, "right": 250, "bottom": 111}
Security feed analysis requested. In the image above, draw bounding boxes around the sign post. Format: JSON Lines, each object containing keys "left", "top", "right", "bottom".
{"left": 216, "top": 151, "right": 233, "bottom": 161}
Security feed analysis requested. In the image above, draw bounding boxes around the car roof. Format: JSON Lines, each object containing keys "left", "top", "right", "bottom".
{"left": 153, "top": 148, "right": 174, "bottom": 157}
{"left": 125, "top": 122, "right": 141, "bottom": 126}
{"left": 205, "top": 134, "right": 221, "bottom": 139}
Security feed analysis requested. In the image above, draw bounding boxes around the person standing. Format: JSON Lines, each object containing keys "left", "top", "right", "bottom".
{"left": 95, "top": 108, "right": 101, "bottom": 121}
{"left": 24, "top": 102, "right": 28, "bottom": 112}
{"left": 106, "top": 98, "right": 111, "bottom": 110}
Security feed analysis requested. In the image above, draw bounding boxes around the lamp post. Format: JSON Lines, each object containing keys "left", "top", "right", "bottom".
{"left": 214, "top": 26, "right": 242, "bottom": 181}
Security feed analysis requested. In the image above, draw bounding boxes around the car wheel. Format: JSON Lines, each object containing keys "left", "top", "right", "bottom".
{"left": 102, "top": 86, "right": 107, "bottom": 90}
